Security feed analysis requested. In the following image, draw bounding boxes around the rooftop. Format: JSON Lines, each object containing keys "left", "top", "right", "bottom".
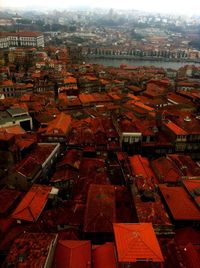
{"left": 113, "top": 223, "right": 164, "bottom": 263}
{"left": 93, "top": 242, "right": 117, "bottom": 268}
{"left": 6, "top": 232, "right": 57, "bottom": 267}
{"left": 151, "top": 157, "right": 183, "bottom": 183}
{"left": 12, "top": 184, "right": 52, "bottom": 222}
{"left": 15, "top": 143, "right": 57, "bottom": 177}
{"left": 164, "top": 120, "right": 188, "bottom": 136}
{"left": 129, "top": 155, "right": 157, "bottom": 191}
{"left": 0, "top": 188, "right": 21, "bottom": 214}
{"left": 57, "top": 149, "right": 83, "bottom": 170}
{"left": 183, "top": 180, "right": 200, "bottom": 207}
{"left": 159, "top": 185, "right": 200, "bottom": 221}
{"left": 45, "top": 112, "right": 71, "bottom": 135}
{"left": 168, "top": 154, "right": 200, "bottom": 177}
{"left": 54, "top": 240, "right": 91, "bottom": 268}
{"left": 84, "top": 184, "right": 116, "bottom": 233}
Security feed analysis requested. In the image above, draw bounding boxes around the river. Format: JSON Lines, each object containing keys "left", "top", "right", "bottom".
{"left": 86, "top": 58, "right": 200, "bottom": 69}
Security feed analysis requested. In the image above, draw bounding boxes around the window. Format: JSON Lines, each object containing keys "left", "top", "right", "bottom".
{"left": 124, "top": 136, "right": 129, "bottom": 142}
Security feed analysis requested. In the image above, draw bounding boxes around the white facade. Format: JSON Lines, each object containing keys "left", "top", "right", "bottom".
{"left": 0, "top": 33, "right": 44, "bottom": 48}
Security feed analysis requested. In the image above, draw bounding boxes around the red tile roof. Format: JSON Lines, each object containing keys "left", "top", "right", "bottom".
{"left": 50, "top": 168, "right": 78, "bottom": 183}
{"left": 54, "top": 240, "right": 91, "bottom": 268}
{"left": 175, "top": 227, "right": 200, "bottom": 246}
{"left": 159, "top": 185, "right": 200, "bottom": 221}
{"left": 183, "top": 243, "right": 200, "bottom": 268}
{"left": 113, "top": 223, "right": 164, "bottom": 263}
{"left": 15, "top": 156, "right": 41, "bottom": 178}
{"left": 129, "top": 155, "right": 157, "bottom": 191}
{"left": 0, "top": 79, "right": 13, "bottom": 86}
{"left": 151, "top": 157, "right": 183, "bottom": 183}
{"left": 57, "top": 149, "right": 83, "bottom": 170}
{"left": 45, "top": 112, "right": 71, "bottom": 135}
{"left": 41, "top": 203, "right": 85, "bottom": 227}
{"left": 73, "top": 158, "right": 109, "bottom": 203}
{"left": 0, "top": 125, "right": 26, "bottom": 135}
{"left": 183, "top": 180, "right": 200, "bottom": 207}
{"left": 12, "top": 184, "right": 52, "bottom": 222}
{"left": 14, "top": 143, "right": 57, "bottom": 177}
{"left": 134, "top": 194, "right": 172, "bottom": 227}
{"left": 93, "top": 242, "right": 117, "bottom": 268}
{"left": 168, "top": 154, "right": 200, "bottom": 177}
{"left": 64, "top": 76, "right": 77, "bottom": 84}
{"left": 0, "top": 224, "right": 26, "bottom": 251}
{"left": 84, "top": 184, "right": 116, "bottom": 233}
{"left": 164, "top": 120, "right": 188, "bottom": 136}
{"left": 15, "top": 138, "right": 35, "bottom": 151}
{"left": 6, "top": 232, "right": 57, "bottom": 267}
{"left": 0, "top": 189, "right": 21, "bottom": 214}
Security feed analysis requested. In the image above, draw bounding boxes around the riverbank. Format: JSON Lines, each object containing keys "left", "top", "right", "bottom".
{"left": 86, "top": 54, "right": 200, "bottom": 64}
{"left": 86, "top": 56, "right": 200, "bottom": 69}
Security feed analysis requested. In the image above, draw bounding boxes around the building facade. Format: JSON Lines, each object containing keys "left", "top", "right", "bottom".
{"left": 0, "top": 32, "right": 44, "bottom": 48}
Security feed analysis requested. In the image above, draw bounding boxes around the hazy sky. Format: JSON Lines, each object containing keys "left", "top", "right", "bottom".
{"left": 2, "top": 0, "right": 200, "bottom": 15}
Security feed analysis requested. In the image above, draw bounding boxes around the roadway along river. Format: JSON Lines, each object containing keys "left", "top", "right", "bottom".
{"left": 86, "top": 58, "right": 200, "bottom": 69}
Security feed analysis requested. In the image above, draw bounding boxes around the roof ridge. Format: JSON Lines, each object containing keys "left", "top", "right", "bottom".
{"left": 116, "top": 224, "right": 163, "bottom": 261}
{"left": 135, "top": 226, "right": 163, "bottom": 261}
{"left": 12, "top": 190, "right": 37, "bottom": 218}
{"left": 60, "top": 240, "right": 89, "bottom": 249}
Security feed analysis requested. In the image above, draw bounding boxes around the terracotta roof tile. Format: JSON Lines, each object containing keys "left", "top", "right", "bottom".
{"left": 175, "top": 227, "right": 200, "bottom": 246}
{"left": 12, "top": 184, "right": 52, "bottom": 222}
{"left": 54, "top": 240, "right": 91, "bottom": 268}
{"left": 113, "top": 223, "right": 164, "bottom": 263}
{"left": 168, "top": 154, "right": 200, "bottom": 177}
{"left": 0, "top": 189, "right": 21, "bottom": 214}
{"left": 164, "top": 120, "right": 188, "bottom": 136}
{"left": 183, "top": 243, "right": 200, "bottom": 268}
{"left": 159, "top": 185, "right": 200, "bottom": 221}
{"left": 152, "top": 157, "right": 183, "bottom": 183}
{"left": 129, "top": 155, "right": 157, "bottom": 191}
{"left": 84, "top": 184, "right": 116, "bottom": 233}
{"left": 93, "top": 242, "right": 117, "bottom": 268}
{"left": 6, "top": 232, "right": 57, "bottom": 267}
{"left": 183, "top": 180, "right": 200, "bottom": 207}
{"left": 46, "top": 112, "right": 71, "bottom": 135}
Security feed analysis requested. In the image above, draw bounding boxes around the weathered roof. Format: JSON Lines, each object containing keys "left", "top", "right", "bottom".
{"left": 45, "top": 112, "right": 71, "bottom": 135}
{"left": 0, "top": 189, "right": 21, "bottom": 214}
{"left": 7, "top": 107, "right": 27, "bottom": 117}
{"left": 151, "top": 157, "right": 183, "bottom": 183}
{"left": 168, "top": 154, "right": 200, "bottom": 177}
{"left": 159, "top": 185, "right": 200, "bottom": 221}
{"left": 6, "top": 232, "right": 57, "bottom": 267}
{"left": 129, "top": 155, "right": 157, "bottom": 191}
{"left": 84, "top": 184, "right": 116, "bottom": 233}
{"left": 183, "top": 180, "right": 200, "bottom": 207}
{"left": 183, "top": 243, "right": 200, "bottom": 268}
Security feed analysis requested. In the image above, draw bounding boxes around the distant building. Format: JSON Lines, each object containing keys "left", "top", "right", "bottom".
{"left": 0, "top": 80, "right": 15, "bottom": 98}
{"left": 0, "top": 32, "right": 44, "bottom": 48}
